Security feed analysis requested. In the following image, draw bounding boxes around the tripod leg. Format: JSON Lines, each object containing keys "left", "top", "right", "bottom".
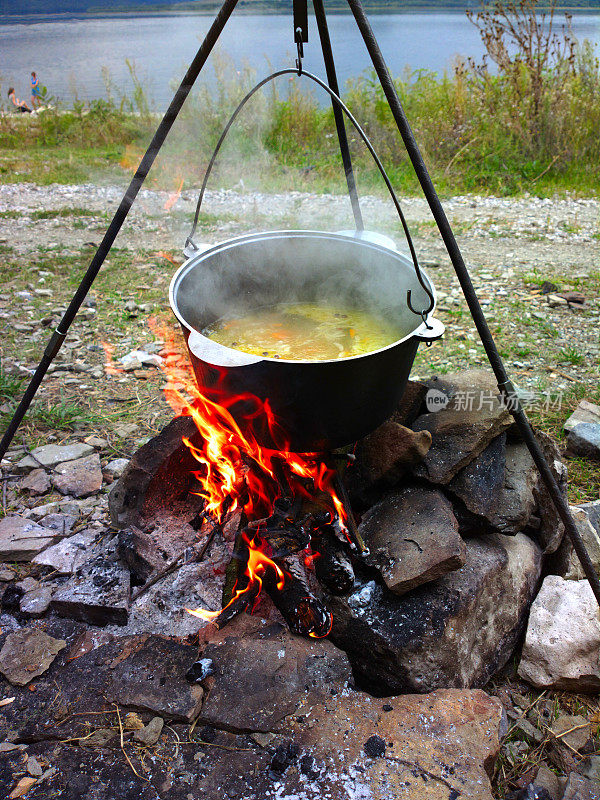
{"left": 0, "top": 0, "right": 240, "bottom": 462}
{"left": 346, "top": 0, "right": 600, "bottom": 606}
{"left": 312, "top": 0, "right": 363, "bottom": 231}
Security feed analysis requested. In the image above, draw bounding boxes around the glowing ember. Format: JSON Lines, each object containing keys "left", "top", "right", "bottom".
{"left": 148, "top": 318, "right": 345, "bottom": 637}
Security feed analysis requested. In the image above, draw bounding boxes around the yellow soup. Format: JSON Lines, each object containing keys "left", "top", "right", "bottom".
{"left": 202, "top": 303, "right": 405, "bottom": 361}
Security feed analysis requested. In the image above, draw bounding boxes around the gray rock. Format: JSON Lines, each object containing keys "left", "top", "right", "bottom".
{"left": 567, "top": 422, "right": 600, "bottom": 460}
{"left": 411, "top": 392, "right": 512, "bottom": 484}
{"left": 328, "top": 533, "right": 541, "bottom": 695}
{"left": 565, "top": 505, "right": 600, "bottom": 580}
{"left": 32, "top": 528, "right": 98, "bottom": 574}
{"left": 0, "top": 516, "right": 56, "bottom": 561}
{"left": 564, "top": 399, "right": 600, "bottom": 432}
{"left": 0, "top": 628, "right": 66, "bottom": 686}
{"left": 360, "top": 485, "right": 466, "bottom": 595}
{"left": 38, "top": 513, "right": 78, "bottom": 535}
{"left": 562, "top": 773, "right": 600, "bottom": 799}
{"left": 20, "top": 584, "right": 53, "bottom": 617}
{"left": 531, "top": 763, "right": 564, "bottom": 800}
{"left": 550, "top": 714, "right": 591, "bottom": 752}
{"left": 198, "top": 616, "right": 352, "bottom": 733}
{"left": 487, "top": 442, "right": 539, "bottom": 533}
{"left": 51, "top": 550, "right": 130, "bottom": 626}
{"left": 0, "top": 568, "right": 15, "bottom": 581}
{"left": 84, "top": 435, "right": 108, "bottom": 449}
{"left": 26, "top": 500, "right": 81, "bottom": 521}
{"left": 447, "top": 433, "right": 507, "bottom": 520}
{"left": 133, "top": 716, "right": 164, "bottom": 746}
{"left": 15, "top": 442, "right": 94, "bottom": 472}
{"left": 18, "top": 468, "right": 51, "bottom": 496}
{"left": 52, "top": 453, "right": 103, "bottom": 498}
{"left": 110, "top": 635, "right": 203, "bottom": 722}
{"left": 103, "top": 458, "right": 129, "bottom": 483}
{"left": 518, "top": 576, "right": 600, "bottom": 691}
{"left": 581, "top": 500, "right": 600, "bottom": 536}
{"left": 27, "top": 756, "right": 43, "bottom": 777}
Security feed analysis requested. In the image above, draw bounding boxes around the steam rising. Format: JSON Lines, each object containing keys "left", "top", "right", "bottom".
{"left": 173, "top": 231, "right": 434, "bottom": 354}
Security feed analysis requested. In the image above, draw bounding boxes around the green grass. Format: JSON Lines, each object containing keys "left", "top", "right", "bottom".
{"left": 1, "top": 37, "right": 599, "bottom": 196}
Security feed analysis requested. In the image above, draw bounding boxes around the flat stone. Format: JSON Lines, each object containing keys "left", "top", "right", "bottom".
{"left": 531, "top": 763, "right": 564, "bottom": 800}
{"left": 52, "top": 453, "right": 103, "bottom": 498}
{"left": 32, "top": 528, "right": 98, "bottom": 574}
{"left": 110, "top": 635, "right": 203, "bottom": 722}
{"left": 83, "top": 435, "right": 108, "bottom": 449}
{"left": 0, "top": 569, "right": 15, "bottom": 581}
{"left": 37, "top": 513, "right": 78, "bottom": 535}
{"left": 564, "top": 400, "right": 600, "bottom": 433}
{"left": 550, "top": 714, "right": 591, "bottom": 751}
{"left": 20, "top": 585, "right": 53, "bottom": 618}
{"left": 102, "top": 458, "right": 129, "bottom": 483}
{"left": 329, "top": 533, "right": 541, "bottom": 694}
{"left": 354, "top": 421, "right": 432, "bottom": 489}
{"left": 198, "top": 615, "right": 352, "bottom": 733}
{"left": 18, "top": 469, "right": 51, "bottom": 496}
{"left": 411, "top": 389, "right": 512, "bottom": 484}
{"left": 267, "top": 688, "right": 503, "bottom": 800}
{"left": 51, "top": 549, "right": 130, "bottom": 626}
{"left": 15, "top": 442, "right": 94, "bottom": 472}
{"left": 447, "top": 433, "right": 507, "bottom": 520}
{"left": 0, "top": 629, "right": 66, "bottom": 686}
{"left": 567, "top": 422, "right": 600, "bottom": 460}
{"left": 114, "top": 423, "right": 140, "bottom": 438}
{"left": 133, "top": 716, "right": 164, "bottom": 746}
{"left": 360, "top": 485, "right": 466, "bottom": 595}
{"left": 26, "top": 500, "right": 81, "bottom": 521}
{"left": 565, "top": 505, "right": 600, "bottom": 580}
{"left": 519, "top": 576, "right": 600, "bottom": 691}
{"left": 0, "top": 516, "right": 55, "bottom": 562}
{"left": 562, "top": 773, "right": 600, "bottom": 799}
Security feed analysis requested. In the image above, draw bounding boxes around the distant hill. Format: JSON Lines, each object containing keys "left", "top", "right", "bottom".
{"left": 3, "top": 0, "right": 600, "bottom": 15}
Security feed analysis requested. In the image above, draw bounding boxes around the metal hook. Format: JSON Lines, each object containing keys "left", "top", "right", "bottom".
{"left": 406, "top": 286, "right": 435, "bottom": 331}
{"left": 295, "top": 27, "right": 304, "bottom": 75}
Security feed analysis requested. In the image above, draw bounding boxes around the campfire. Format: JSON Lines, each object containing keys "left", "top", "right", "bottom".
{"left": 148, "top": 321, "right": 359, "bottom": 639}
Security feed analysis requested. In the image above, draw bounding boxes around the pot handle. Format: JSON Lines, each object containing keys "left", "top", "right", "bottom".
{"left": 414, "top": 317, "right": 445, "bottom": 343}
{"left": 184, "top": 68, "right": 435, "bottom": 323}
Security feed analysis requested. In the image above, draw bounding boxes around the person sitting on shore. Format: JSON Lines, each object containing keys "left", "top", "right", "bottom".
{"left": 30, "top": 72, "right": 42, "bottom": 109}
{"left": 8, "top": 87, "right": 32, "bottom": 113}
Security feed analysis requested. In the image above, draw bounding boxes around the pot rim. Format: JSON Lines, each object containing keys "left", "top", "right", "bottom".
{"left": 169, "top": 229, "right": 438, "bottom": 366}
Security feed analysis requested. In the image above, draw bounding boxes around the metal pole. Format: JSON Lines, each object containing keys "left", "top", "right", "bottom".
{"left": 312, "top": 0, "right": 364, "bottom": 230}
{"left": 0, "top": 0, "right": 240, "bottom": 462}
{"left": 346, "top": 0, "right": 600, "bottom": 606}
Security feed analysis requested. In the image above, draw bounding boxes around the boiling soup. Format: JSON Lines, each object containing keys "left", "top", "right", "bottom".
{"left": 202, "top": 302, "right": 406, "bottom": 361}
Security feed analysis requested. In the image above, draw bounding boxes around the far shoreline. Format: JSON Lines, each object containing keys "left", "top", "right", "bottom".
{"left": 2, "top": 4, "right": 600, "bottom": 24}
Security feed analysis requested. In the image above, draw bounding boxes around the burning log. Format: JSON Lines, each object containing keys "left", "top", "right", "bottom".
{"left": 312, "top": 526, "right": 355, "bottom": 595}
{"left": 264, "top": 556, "right": 333, "bottom": 639}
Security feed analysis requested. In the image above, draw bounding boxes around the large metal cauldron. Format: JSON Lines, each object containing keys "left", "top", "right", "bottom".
{"left": 170, "top": 230, "right": 443, "bottom": 453}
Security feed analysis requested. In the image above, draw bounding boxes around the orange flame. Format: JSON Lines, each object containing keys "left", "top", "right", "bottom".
{"left": 149, "top": 318, "right": 348, "bottom": 529}
{"left": 164, "top": 177, "right": 184, "bottom": 212}
{"left": 187, "top": 531, "right": 284, "bottom": 623}
{"left": 101, "top": 341, "right": 123, "bottom": 375}
{"left": 148, "top": 318, "right": 346, "bottom": 633}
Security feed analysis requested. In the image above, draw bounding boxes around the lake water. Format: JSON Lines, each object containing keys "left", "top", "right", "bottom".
{"left": 1, "top": 12, "right": 599, "bottom": 109}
